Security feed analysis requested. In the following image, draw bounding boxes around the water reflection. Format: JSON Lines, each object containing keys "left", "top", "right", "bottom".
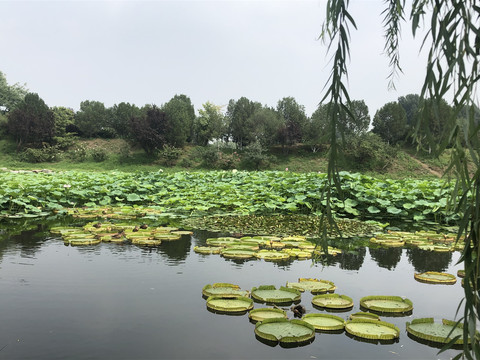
{"left": 322, "top": 247, "right": 366, "bottom": 270}
{"left": 369, "top": 247, "right": 403, "bottom": 270}
{"left": 406, "top": 247, "right": 452, "bottom": 273}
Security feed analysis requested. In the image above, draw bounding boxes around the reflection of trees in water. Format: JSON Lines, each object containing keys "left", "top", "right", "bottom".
{"left": 369, "top": 247, "right": 403, "bottom": 270}
{"left": 158, "top": 235, "right": 192, "bottom": 262}
{"left": 322, "top": 247, "right": 366, "bottom": 271}
{"left": 0, "top": 222, "right": 52, "bottom": 261}
{"left": 406, "top": 248, "right": 452, "bottom": 273}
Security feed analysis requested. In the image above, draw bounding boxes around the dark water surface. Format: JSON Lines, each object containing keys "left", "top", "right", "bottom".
{"left": 0, "top": 229, "right": 465, "bottom": 359}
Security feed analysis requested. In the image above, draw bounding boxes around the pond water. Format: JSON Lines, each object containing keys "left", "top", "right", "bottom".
{"left": 0, "top": 226, "right": 465, "bottom": 359}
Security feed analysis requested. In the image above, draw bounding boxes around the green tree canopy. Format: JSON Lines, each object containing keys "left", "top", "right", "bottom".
{"left": 276, "top": 96, "right": 308, "bottom": 146}
{"left": 129, "top": 105, "right": 169, "bottom": 155}
{"left": 75, "top": 100, "right": 108, "bottom": 138}
{"left": 51, "top": 106, "right": 75, "bottom": 137}
{"left": 226, "top": 97, "right": 262, "bottom": 148}
{"left": 162, "top": 94, "right": 195, "bottom": 147}
{"left": 0, "top": 71, "right": 28, "bottom": 113}
{"left": 7, "top": 92, "right": 55, "bottom": 148}
{"left": 372, "top": 102, "right": 407, "bottom": 144}
{"left": 193, "top": 101, "right": 225, "bottom": 146}
{"left": 108, "top": 102, "right": 142, "bottom": 139}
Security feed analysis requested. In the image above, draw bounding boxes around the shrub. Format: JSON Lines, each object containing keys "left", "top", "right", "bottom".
{"left": 160, "top": 145, "right": 182, "bottom": 166}
{"left": 239, "top": 142, "right": 275, "bottom": 170}
{"left": 90, "top": 148, "right": 108, "bottom": 162}
{"left": 217, "top": 151, "right": 241, "bottom": 169}
{"left": 66, "top": 143, "right": 88, "bottom": 162}
{"left": 19, "top": 145, "right": 61, "bottom": 163}
{"left": 343, "top": 133, "right": 396, "bottom": 171}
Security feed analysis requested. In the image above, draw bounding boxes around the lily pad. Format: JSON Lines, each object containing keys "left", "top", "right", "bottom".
{"left": 349, "top": 312, "right": 381, "bottom": 321}
{"left": 360, "top": 295, "right": 413, "bottom": 314}
{"left": 206, "top": 296, "right": 253, "bottom": 314}
{"left": 131, "top": 238, "right": 162, "bottom": 246}
{"left": 249, "top": 308, "right": 287, "bottom": 323}
{"left": 414, "top": 271, "right": 457, "bottom": 285}
{"left": 286, "top": 278, "right": 336, "bottom": 294}
{"left": 406, "top": 318, "right": 467, "bottom": 345}
{"left": 194, "top": 246, "right": 222, "bottom": 254}
{"left": 64, "top": 237, "right": 102, "bottom": 246}
{"left": 254, "top": 250, "right": 290, "bottom": 261}
{"left": 221, "top": 248, "right": 257, "bottom": 259}
{"left": 301, "top": 313, "right": 345, "bottom": 331}
{"left": 254, "top": 318, "right": 315, "bottom": 345}
{"left": 202, "top": 283, "right": 250, "bottom": 298}
{"left": 345, "top": 318, "right": 400, "bottom": 340}
{"left": 311, "top": 294, "right": 353, "bottom": 310}
{"left": 251, "top": 285, "right": 301, "bottom": 304}
{"left": 283, "top": 249, "right": 312, "bottom": 259}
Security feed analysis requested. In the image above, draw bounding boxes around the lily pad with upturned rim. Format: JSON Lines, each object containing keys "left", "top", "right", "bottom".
{"left": 360, "top": 295, "right": 413, "bottom": 314}
{"left": 301, "top": 313, "right": 345, "bottom": 331}
{"left": 345, "top": 318, "right": 400, "bottom": 340}
{"left": 221, "top": 248, "right": 257, "bottom": 259}
{"left": 406, "top": 318, "right": 467, "bottom": 345}
{"left": 311, "top": 294, "right": 353, "bottom": 310}
{"left": 202, "top": 283, "right": 250, "bottom": 298}
{"left": 251, "top": 285, "right": 301, "bottom": 304}
{"left": 254, "top": 318, "right": 315, "bottom": 346}
{"left": 194, "top": 246, "right": 222, "bottom": 254}
{"left": 254, "top": 250, "right": 290, "bottom": 261}
{"left": 248, "top": 308, "right": 288, "bottom": 323}
{"left": 206, "top": 296, "right": 253, "bottom": 314}
{"left": 349, "top": 312, "right": 381, "bottom": 321}
{"left": 414, "top": 271, "right": 457, "bottom": 285}
{"left": 286, "top": 278, "right": 336, "bottom": 294}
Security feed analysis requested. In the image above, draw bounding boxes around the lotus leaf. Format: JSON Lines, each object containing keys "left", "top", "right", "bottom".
{"left": 311, "top": 294, "right": 353, "bottom": 309}
{"left": 193, "top": 246, "right": 222, "bottom": 255}
{"left": 301, "top": 313, "right": 345, "bottom": 331}
{"left": 202, "top": 283, "right": 250, "bottom": 298}
{"left": 254, "top": 250, "right": 290, "bottom": 261}
{"left": 254, "top": 318, "right": 315, "bottom": 345}
{"left": 349, "top": 312, "right": 381, "bottom": 321}
{"left": 406, "top": 318, "right": 468, "bottom": 345}
{"left": 131, "top": 238, "right": 162, "bottom": 246}
{"left": 251, "top": 285, "right": 301, "bottom": 304}
{"left": 153, "top": 234, "right": 181, "bottom": 241}
{"left": 414, "top": 271, "right": 457, "bottom": 285}
{"left": 249, "top": 308, "right": 287, "bottom": 323}
{"left": 206, "top": 296, "right": 253, "bottom": 313}
{"left": 206, "top": 238, "right": 241, "bottom": 247}
{"left": 286, "top": 278, "right": 336, "bottom": 294}
{"left": 345, "top": 318, "right": 400, "bottom": 340}
{"left": 64, "top": 238, "right": 102, "bottom": 246}
{"left": 360, "top": 295, "right": 413, "bottom": 313}
{"left": 224, "top": 243, "right": 260, "bottom": 251}
{"left": 221, "top": 248, "right": 257, "bottom": 259}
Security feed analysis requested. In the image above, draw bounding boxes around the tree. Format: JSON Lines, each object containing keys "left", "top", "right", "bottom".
{"left": 0, "top": 71, "right": 28, "bottom": 113}
{"left": 162, "top": 94, "right": 195, "bottom": 147}
{"left": 129, "top": 105, "right": 169, "bottom": 155}
{"left": 51, "top": 106, "right": 75, "bottom": 137}
{"left": 398, "top": 94, "right": 420, "bottom": 129}
{"left": 320, "top": 1, "right": 480, "bottom": 355}
{"left": 276, "top": 97, "right": 308, "bottom": 146}
{"left": 108, "top": 102, "right": 142, "bottom": 139}
{"left": 6, "top": 93, "right": 55, "bottom": 148}
{"left": 74, "top": 100, "right": 108, "bottom": 138}
{"left": 193, "top": 101, "right": 225, "bottom": 146}
{"left": 372, "top": 102, "right": 407, "bottom": 144}
{"left": 226, "top": 97, "right": 261, "bottom": 148}
{"left": 248, "top": 106, "right": 283, "bottom": 147}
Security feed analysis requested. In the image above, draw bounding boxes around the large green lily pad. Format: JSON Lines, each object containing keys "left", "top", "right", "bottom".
{"left": 206, "top": 296, "right": 253, "bottom": 314}
{"left": 286, "top": 278, "right": 336, "bottom": 294}
{"left": 301, "top": 313, "right": 345, "bottom": 331}
{"left": 221, "top": 248, "right": 257, "bottom": 259}
{"left": 406, "top": 318, "right": 466, "bottom": 345}
{"left": 311, "top": 294, "right": 353, "bottom": 310}
{"left": 349, "top": 312, "right": 381, "bottom": 321}
{"left": 193, "top": 246, "right": 222, "bottom": 254}
{"left": 254, "top": 250, "right": 290, "bottom": 261}
{"left": 254, "top": 318, "right": 315, "bottom": 345}
{"left": 345, "top": 318, "right": 400, "bottom": 340}
{"left": 251, "top": 285, "right": 301, "bottom": 304}
{"left": 360, "top": 295, "right": 413, "bottom": 314}
{"left": 414, "top": 271, "right": 457, "bottom": 285}
{"left": 202, "top": 283, "right": 250, "bottom": 298}
{"left": 249, "top": 308, "right": 287, "bottom": 323}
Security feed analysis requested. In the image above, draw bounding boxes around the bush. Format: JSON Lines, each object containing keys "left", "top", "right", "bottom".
{"left": 239, "top": 142, "right": 275, "bottom": 170}
{"left": 160, "top": 145, "right": 182, "bottom": 166}
{"left": 66, "top": 143, "right": 88, "bottom": 162}
{"left": 53, "top": 134, "right": 77, "bottom": 151}
{"left": 343, "top": 133, "right": 396, "bottom": 171}
{"left": 90, "top": 148, "right": 108, "bottom": 162}
{"left": 19, "top": 145, "right": 61, "bottom": 163}
{"left": 217, "top": 151, "right": 241, "bottom": 170}
{"left": 198, "top": 146, "right": 220, "bottom": 166}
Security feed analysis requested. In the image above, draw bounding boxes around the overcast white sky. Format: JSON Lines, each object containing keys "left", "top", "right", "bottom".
{"left": 0, "top": 0, "right": 428, "bottom": 117}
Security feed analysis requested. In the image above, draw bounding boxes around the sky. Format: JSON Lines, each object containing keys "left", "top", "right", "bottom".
{"left": 0, "top": 0, "right": 429, "bottom": 118}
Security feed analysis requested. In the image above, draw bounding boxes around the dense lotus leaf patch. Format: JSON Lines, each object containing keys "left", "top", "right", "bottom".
{"left": 254, "top": 318, "right": 315, "bottom": 345}
{"left": 301, "top": 313, "right": 345, "bottom": 331}
{"left": 206, "top": 296, "right": 253, "bottom": 314}
{"left": 251, "top": 285, "right": 301, "bottom": 304}
{"left": 349, "top": 312, "right": 381, "bottom": 321}
{"left": 202, "top": 283, "right": 250, "bottom": 298}
{"left": 345, "top": 318, "right": 400, "bottom": 340}
{"left": 414, "top": 271, "right": 457, "bottom": 285}
{"left": 406, "top": 318, "right": 469, "bottom": 345}
{"left": 286, "top": 278, "right": 336, "bottom": 294}
{"left": 311, "top": 294, "right": 354, "bottom": 310}
{"left": 360, "top": 295, "right": 413, "bottom": 314}
{"left": 248, "top": 308, "right": 287, "bottom": 323}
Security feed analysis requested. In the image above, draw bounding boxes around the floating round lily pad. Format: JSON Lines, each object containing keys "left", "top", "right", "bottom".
{"left": 360, "top": 295, "right": 413, "bottom": 314}
{"left": 406, "top": 318, "right": 466, "bottom": 345}
{"left": 206, "top": 296, "right": 253, "bottom": 314}
{"left": 283, "top": 249, "right": 312, "bottom": 259}
{"left": 254, "top": 250, "right": 290, "bottom": 261}
{"left": 194, "top": 246, "right": 222, "bottom": 254}
{"left": 254, "top": 318, "right": 315, "bottom": 346}
{"left": 301, "top": 313, "right": 345, "bottom": 331}
{"left": 349, "top": 312, "right": 381, "bottom": 321}
{"left": 251, "top": 285, "right": 301, "bottom": 304}
{"left": 170, "top": 230, "right": 193, "bottom": 236}
{"left": 249, "top": 308, "right": 287, "bottom": 323}
{"left": 414, "top": 271, "right": 457, "bottom": 285}
{"left": 286, "top": 278, "right": 336, "bottom": 294}
{"left": 131, "top": 238, "right": 162, "bottom": 246}
{"left": 345, "top": 318, "right": 400, "bottom": 340}
{"left": 312, "top": 294, "right": 353, "bottom": 310}
{"left": 221, "top": 248, "right": 257, "bottom": 259}
{"left": 202, "top": 283, "right": 250, "bottom": 298}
